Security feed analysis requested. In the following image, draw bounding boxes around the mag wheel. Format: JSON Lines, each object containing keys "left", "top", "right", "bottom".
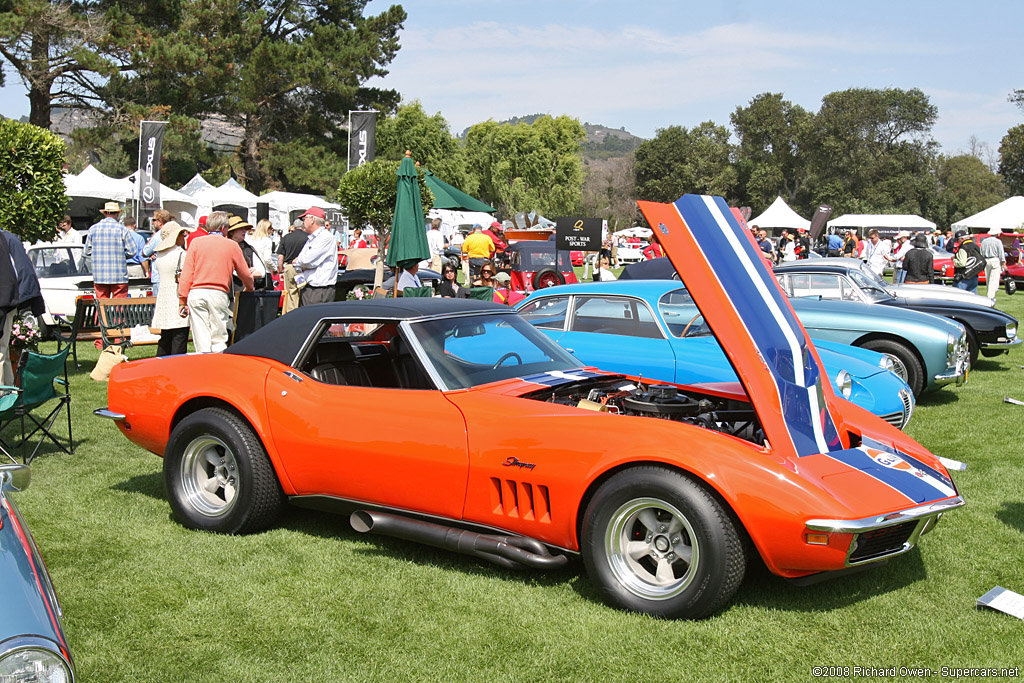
{"left": 581, "top": 467, "right": 746, "bottom": 619}
{"left": 164, "top": 407, "right": 284, "bottom": 534}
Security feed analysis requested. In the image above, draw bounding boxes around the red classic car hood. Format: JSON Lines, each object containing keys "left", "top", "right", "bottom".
{"left": 638, "top": 196, "right": 843, "bottom": 459}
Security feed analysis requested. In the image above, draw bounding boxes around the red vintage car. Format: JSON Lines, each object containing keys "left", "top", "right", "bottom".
{"left": 505, "top": 241, "right": 579, "bottom": 292}
{"left": 97, "top": 195, "right": 963, "bottom": 619}
{"left": 934, "top": 235, "right": 1024, "bottom": 285}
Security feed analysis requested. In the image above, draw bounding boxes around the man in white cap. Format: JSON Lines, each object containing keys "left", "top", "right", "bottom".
{"left": 886, "top": 230, "right": 911, "bottom": 283}
{"left": 84, "top": 201, "right": 137, "bottom": 299}
{"left": 294, "top": 206, "right": 338, "bottom": 306}
{"left": 980, "top": 227, "right": 1006, "bottom": 299}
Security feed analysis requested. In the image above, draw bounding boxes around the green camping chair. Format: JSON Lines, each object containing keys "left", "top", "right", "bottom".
{"left": 0, "top": 346, "right": 74, "bottom": 464}
{"left": 468, "top": 286, "right": 494, "bottom": 301}
{"left": 401, "top": 286, "right": 433, "bottom": 298}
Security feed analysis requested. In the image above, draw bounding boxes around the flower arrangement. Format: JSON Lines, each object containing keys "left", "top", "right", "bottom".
{"left": 10, "top": 314, "right": 42, "bottom": 352}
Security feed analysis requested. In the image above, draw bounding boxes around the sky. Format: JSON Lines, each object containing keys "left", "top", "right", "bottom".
{"left": 2, "top": 0, "right": 1022, "bottom": 157}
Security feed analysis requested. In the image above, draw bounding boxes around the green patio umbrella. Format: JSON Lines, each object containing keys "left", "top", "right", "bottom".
{"left": 423, "top": 169, "right": 495, "bottom": 213}
{"left": 385, "top": 151, "right": 431, "bottom": 273}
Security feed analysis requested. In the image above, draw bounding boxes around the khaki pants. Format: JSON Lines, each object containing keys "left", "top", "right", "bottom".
{"left": 187, "top": 288, "right": 230, "bottom": 353}
{"left": 985, "top": 257, "right": 1002, "bottom": 299}
{"left": 282, "top": 264, "right": 301, "bottom": 313}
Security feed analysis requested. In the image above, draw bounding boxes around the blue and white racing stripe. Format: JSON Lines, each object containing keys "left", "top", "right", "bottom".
{"left": 670, "top": 194, "right": 841, "bottom": 456}
{"left": 520, "top": 369, "right": 609, "bottom": 388}
{"left": 825, "top": 436, "right": 957, "bottom": 504}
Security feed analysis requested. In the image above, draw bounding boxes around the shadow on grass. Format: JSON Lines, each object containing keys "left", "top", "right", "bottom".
{"left": 112, "top": 471, "right": 165, "bottom": 500}
{"left": 732, "top": 550, "right": 927, "bottom": 613}
{"left": 915, "top": 390, "right": 961, "bottom": 407}
{"left": 995, "top": 502, "right": 1024, "bottom": 535}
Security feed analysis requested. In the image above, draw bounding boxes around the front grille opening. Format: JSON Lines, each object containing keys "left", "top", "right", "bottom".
{"left": 489, "top": 478, "right": 551, "bottom": 523}
{"left": 850, "top": 521, "right": 918, "bottom": 563}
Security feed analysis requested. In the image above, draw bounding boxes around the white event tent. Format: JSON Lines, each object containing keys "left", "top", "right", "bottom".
{"left": 183, "top": 178, "right": 260, "bottom": 223}
{"left": 748, "top": 196, "right": 811, "bottom": 234}
{"left": 827, "top": 214, "right": 936, "bottom": 236}
{"left": 64, "top": 165, "right": 200, "bottom": 226}
{"left": 951, "top": 196, "right": 1024, "bottom": 233}
{"left": 260, "top": 190, "right": 340, "bottom": 232}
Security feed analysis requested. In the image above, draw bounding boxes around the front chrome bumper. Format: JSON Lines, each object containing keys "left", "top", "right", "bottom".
{"left": 980, "top": 337, "right": 1023, "bottom": 350}
{"left": 933, "top": 367, "right": 967, "bottom": 387}
{"left": 807, "top": 496, "right": 965, "bottom": 566}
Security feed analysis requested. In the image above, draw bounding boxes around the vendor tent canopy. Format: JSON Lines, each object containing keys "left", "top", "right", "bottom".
{"left": 178, "top": 173, "right": 216, "bottom": 197}
{"left": 827, "top": 214, "right": 936, "bottom": 234}
{"left": 422, "top": 170, "right": 494, "bottom": 213}
{"left": 427, "top": 209, "right": 498, "bottom": 244}
{"left": 951, "top": 196, "right": 1024, "bottom": 233}
{"left": 64, "top": 165, "right": 133, "bottom": 201}
{"left": 120, "top": 175, "right": 200, "bottom": 227}
{"left": 614, "top": 226, "right": 653, "bottom": 238}
{"left": 259, "top": 191, "right": 341, "bottom": 232}
{"left": 748, "top": 196, "right": 810, "bottom": 233}
{"left": 185, "top": 177, "right": 260, "bottom": 222}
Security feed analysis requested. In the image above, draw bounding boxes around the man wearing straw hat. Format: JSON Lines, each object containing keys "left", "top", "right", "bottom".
{"left": 84, "top": 201, "right": 137, "bottom": 299}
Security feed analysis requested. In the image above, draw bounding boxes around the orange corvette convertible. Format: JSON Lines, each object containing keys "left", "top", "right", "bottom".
{"left": 97, "top": 195, "right": 964, "bottom": 619}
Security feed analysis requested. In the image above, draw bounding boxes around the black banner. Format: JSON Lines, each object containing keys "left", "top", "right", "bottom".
{"left": 139, "top": 121, "right": 166, "bottom": 212}
{"left": 555, "top": 217, "right": 602, "bottom": 251}
{"left": 809, "top": 204, "right": 832, "bottom": 240}
{"left": 348, "top": 111, "right": 378, "bottom": 170}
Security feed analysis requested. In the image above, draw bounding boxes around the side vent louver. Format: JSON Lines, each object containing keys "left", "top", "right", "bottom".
{"left": 490, "top": 478, "right": 551, "bottom": 523}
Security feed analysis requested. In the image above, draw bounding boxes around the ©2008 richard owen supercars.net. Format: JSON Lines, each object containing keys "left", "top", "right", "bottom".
{"left": 97, "top": 195, "right": 964, "bottom": 619}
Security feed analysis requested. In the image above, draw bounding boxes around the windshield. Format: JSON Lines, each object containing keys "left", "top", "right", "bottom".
{"left": 848, "top": 269, "right": 892, "bottom": 301}
{"left": 30, "top": 246, "right": 89, "bottom": 277}
{"left": 408, "top": 313, "right": 581, "bottom": 390}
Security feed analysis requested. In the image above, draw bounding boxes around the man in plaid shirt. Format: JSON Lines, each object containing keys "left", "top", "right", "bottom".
{"left": 84, "top": 201, "right": 138, "bottom": 298}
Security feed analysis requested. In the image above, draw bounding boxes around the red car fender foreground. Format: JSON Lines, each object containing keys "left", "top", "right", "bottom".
{"left": 98, "top": 195, "right": 963, "bottom": 620}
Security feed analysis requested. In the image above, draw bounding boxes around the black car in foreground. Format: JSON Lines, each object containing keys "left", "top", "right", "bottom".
{"left": 773, "top": 260, "right": 1020, "bottom": 364}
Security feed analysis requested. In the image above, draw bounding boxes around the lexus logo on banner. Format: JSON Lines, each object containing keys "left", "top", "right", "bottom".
{"left": 138, "top": 120, "right": 166, "bottom": 211}
{"left": 348, "top": 111, "right": 378, "bottom": 171}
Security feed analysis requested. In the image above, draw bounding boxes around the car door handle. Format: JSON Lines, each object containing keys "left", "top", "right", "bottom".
{"left": 283, "top": 371, "right": 303, "bottom": 383}
{"left": 565, "top": 348, "right": 575, "bottom": 354}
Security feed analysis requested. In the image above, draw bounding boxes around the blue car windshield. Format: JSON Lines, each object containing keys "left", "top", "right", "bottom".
{"left": 408, "top": 313, "right": 582, "bottom": 390}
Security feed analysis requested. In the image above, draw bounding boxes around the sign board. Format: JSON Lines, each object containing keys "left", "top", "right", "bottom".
{"left": 555, "top": 217, "right": 602, "bottom": 251}
{"left": 347, "top": 111, "right": 378, "bottom": 171}
{"left": 977, "top": 586, "right": 1024, "bottom": 620}
{"left": 808, "top": 204, "right": 832, "bottom": 240}
{"left": 138, "top": 120, "right": 166, "bottom": 214}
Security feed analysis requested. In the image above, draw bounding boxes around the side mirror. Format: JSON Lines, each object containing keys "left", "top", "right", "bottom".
{"left": 0, "top": 463, "right": 30, "bottom": 493}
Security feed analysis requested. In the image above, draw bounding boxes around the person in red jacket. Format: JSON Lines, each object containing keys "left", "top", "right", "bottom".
{"left": 642, "top": 235, "right": 664, "bottom": 260}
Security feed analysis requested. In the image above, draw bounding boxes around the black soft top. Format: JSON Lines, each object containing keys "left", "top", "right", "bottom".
{"left": 225, "top": 298, "right": 506, "bottom": 366}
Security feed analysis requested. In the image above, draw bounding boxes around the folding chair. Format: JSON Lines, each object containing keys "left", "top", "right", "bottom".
{"left": 0, "top": 346, "right": 74, "bottom": 464}
{"left": 468, "top": 286, "right": 494, "bottom": 301}
{"left": 401, "top": 286, "right": 433, "bottom": 298}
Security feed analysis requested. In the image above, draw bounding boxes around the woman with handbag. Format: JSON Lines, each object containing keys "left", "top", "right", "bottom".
{"left": 151, "top": 222, "right": 193, "bottom": 356}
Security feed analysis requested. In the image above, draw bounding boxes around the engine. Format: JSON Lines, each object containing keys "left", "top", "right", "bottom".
{"left": 524, "top": 377, "right": 763, "bottom": 444}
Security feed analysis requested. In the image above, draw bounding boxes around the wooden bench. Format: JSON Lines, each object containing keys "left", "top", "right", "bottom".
{"left": 52, "top": 297, "right": 101, "bottom": 369}
{"left": 96, "top": 297, "right": 159, "bottom": 350}
{"left": 53, "top": 296, "right": 161, "bottom": 368}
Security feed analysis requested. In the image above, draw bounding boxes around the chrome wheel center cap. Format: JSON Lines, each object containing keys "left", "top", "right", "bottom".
{"left": 654, "top": 536, "right": 670, "bottom": 553}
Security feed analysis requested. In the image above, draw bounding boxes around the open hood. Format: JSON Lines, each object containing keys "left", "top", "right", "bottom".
{"left": 638, "top": 195, "right": 842, "bottom": 458}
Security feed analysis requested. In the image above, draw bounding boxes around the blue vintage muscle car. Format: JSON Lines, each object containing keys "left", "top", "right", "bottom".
{"left": 516, "top": 280, "right": 916, "bottom": 429}
{"left": 0, "top": 462, "right": 75, "bottom": 681}
{"left": 618, "top": 258, "right": 970, "bottom": 396}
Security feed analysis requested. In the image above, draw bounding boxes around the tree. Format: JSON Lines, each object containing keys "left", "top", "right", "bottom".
{"left": 0, "top": 0, "right": 123, "bottom": 128}
{"left": 805, "top": 87, "right": 938, "bottom": 216}
{"left": 463, "top": 115, "right": 585, "bottom": 218}
{"left": 633, "top": 122, "right": 737, "bottom": 204}
{"left": 730, "top": 93, "right": 812, "bottom": 211}
{"left": 999, "top": 125, "right": 1024, "bottom": 196}
{"left": 0, "top": 118, "right": 67, "bottom": 242}
{"left": 106, "top": 1, "right": 407, "bottom": 195}
{"left": 933, "top": 154, "right": 1006, "bottom": 228}
{"left": 582, "top": 155, "right": 636, "bottom": 231}
{"left": 375, "top": 101, "right": 467, "bottom": 190}
{"left": 336, "top": 157, "right": 433, "bottom": 251}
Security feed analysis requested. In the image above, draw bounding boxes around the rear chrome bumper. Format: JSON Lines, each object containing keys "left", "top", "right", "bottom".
{"left": 93, "top": 407, "right": 125, "bottom": 420}
{"left": 807, "top": 496, "right": 965, "bottom": 567}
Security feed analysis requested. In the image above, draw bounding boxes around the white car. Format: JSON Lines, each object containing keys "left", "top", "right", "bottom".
{"left": 27, "top": 243, "right": 151, "bottom": 333}
{"left": 615, "top": 243, "right": 645, "bottom": 264}
{"left": 826, "top": 257, "right": 995, "bottom": 308}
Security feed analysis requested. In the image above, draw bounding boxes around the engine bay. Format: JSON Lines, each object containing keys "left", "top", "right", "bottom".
{"left": 523, "top": 376, "right": 764, "bottom": 444}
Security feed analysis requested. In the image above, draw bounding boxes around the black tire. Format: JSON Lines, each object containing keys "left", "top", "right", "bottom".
{"left": 581, "top": 466, "right": 747, "bottom": 619}
{"left": 532, "top": 267, "right": 565, "bottom": 290}
{"left": 965, "top": 329, "right": 980, "bottom": 367}
{"left": 860, "top": 339, "right": 925, "bottom": 397}
{"left": 164, "top": 407, "right": 284, "bottom": 534}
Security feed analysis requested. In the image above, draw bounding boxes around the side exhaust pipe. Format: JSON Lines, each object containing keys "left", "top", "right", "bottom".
{"left": 350, "top": 510, "right": 568, "bottom": 570}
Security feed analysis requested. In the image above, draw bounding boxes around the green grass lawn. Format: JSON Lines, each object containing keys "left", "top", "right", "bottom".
{"left": 12, "top": 290, "right": 1024, "bottom": 682}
